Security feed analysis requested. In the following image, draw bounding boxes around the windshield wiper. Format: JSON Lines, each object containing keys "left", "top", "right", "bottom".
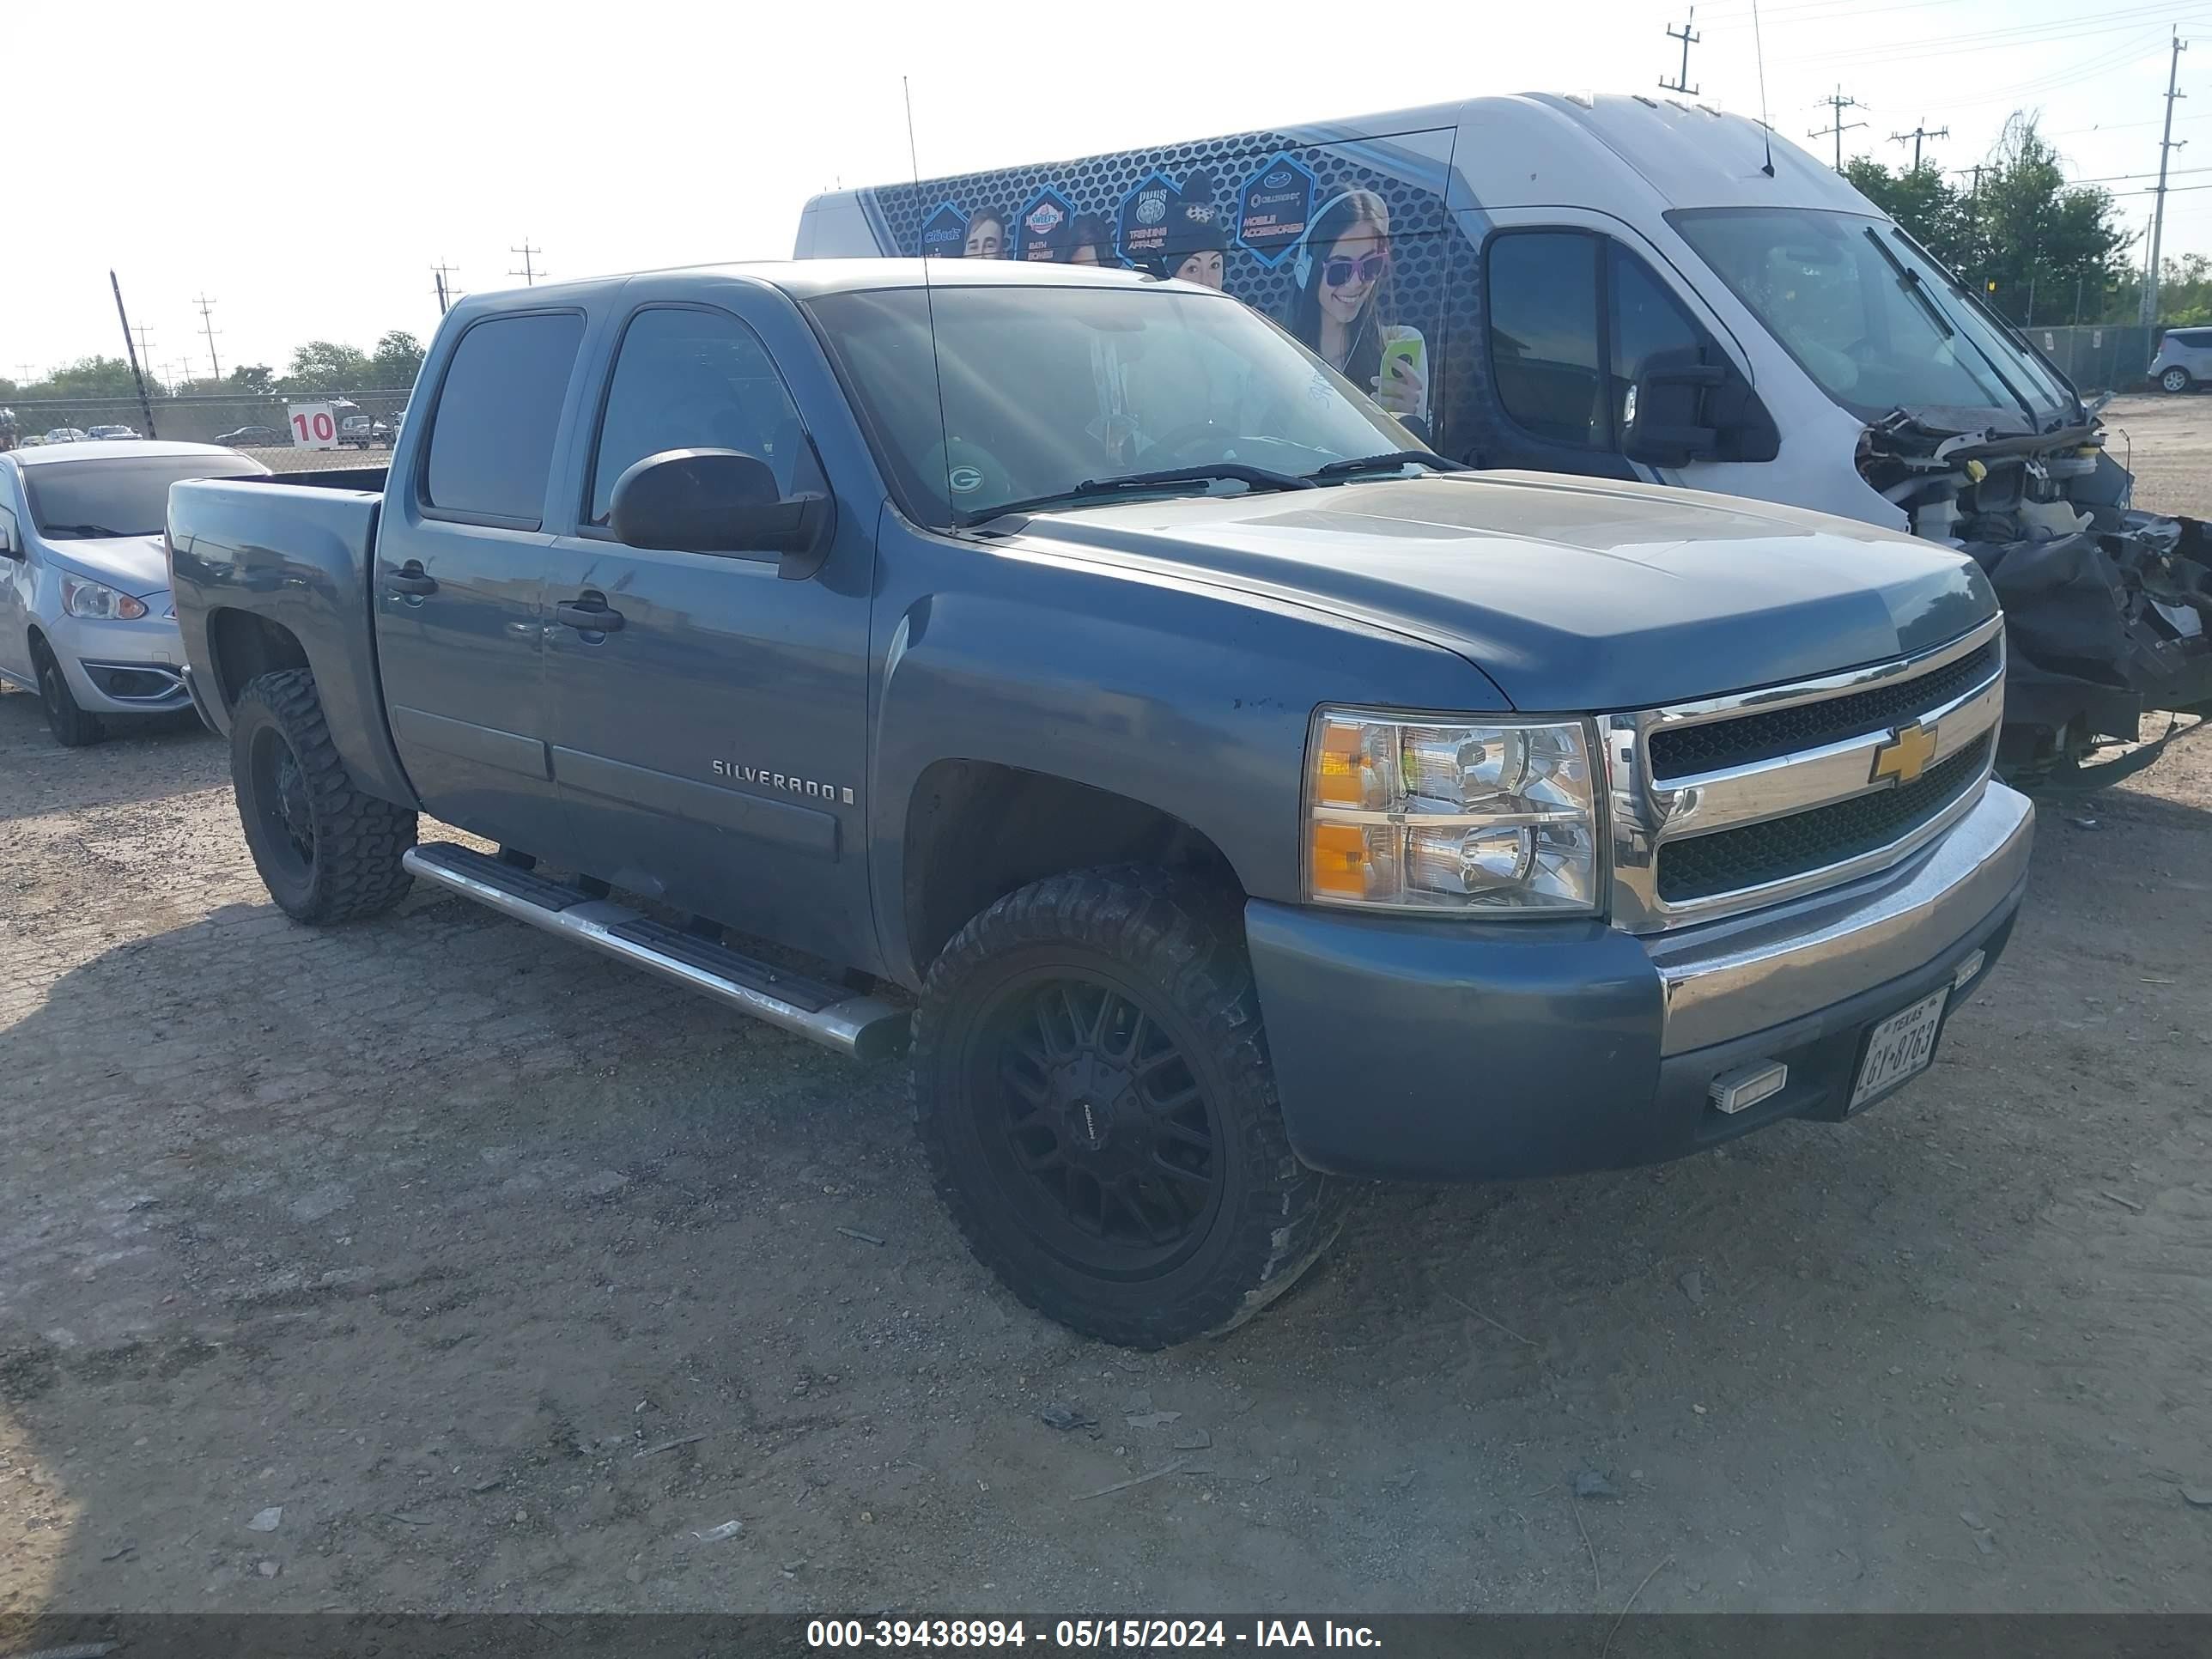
{"left": 40, "top": 522, "right": 131, "bottom": 538}
{"left": 1862, "top": 228, "right": 1954, "bottom": 342}
{"left": 1310, "top": 450, "right": 1469, "bottom": 481}
{"left": 954, "top": 463, "right": 1314, "bottom": 527}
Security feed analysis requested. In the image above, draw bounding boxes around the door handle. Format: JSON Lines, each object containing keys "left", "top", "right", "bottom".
{"left": 387, "top": 562, "right": 437, "bottom": 597}
{"left": 554, "top": 597, "right": 625, "bottom": 633}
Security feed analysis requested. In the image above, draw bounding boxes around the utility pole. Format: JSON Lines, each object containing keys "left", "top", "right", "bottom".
{"left": 1889, "top": 119, "right": 1949, "bottom": 173}
{"left": 131, "top": 324, "right": 155, "bottom": 364}
{"left": 1661, "top": 8, "right": 1700, "bottom": 95}
{"left": 432, "top": 258, "right": 460, "bottom": 314}
{"left": 193, "top": 293, "right": 222, "bottom": 381}
{"left": 2142, "top": 28, "right": 2190, "bottom": 326}
{"left": 1810, "top": 86, "right": 1868, "bottom": 173}
{"left": 110, "top": 271, "right": 160, "bottom": 440}
{"left": 508, "top": 241, "right": 544, "bottom": 286}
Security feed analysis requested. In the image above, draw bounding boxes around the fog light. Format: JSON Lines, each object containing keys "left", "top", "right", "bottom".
{"left": 1709, "top": 1060, "right": 1788, "bottom": 1115}
{"left": 1951, "top": 949, "right": 1986, "bottom": 994}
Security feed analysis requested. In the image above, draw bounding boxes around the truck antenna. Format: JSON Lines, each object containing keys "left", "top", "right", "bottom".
{"left": 904, "top": 75, "right": 955, "bottom": 518}
{"left": 1752, "top": 0, "right": 1776, "bottom": 176}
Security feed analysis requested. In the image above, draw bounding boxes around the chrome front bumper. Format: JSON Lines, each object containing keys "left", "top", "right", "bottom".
{"left": 1645, "top": 781, "right": 2035, "bottom": 1056}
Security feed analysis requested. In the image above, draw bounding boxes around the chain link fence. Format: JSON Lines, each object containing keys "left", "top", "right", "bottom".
{"left": 2024, "top": 324, "right": 2156, "bottom": 396}
{"left": 3, "top": 389, "right": 412, "bottom": 471}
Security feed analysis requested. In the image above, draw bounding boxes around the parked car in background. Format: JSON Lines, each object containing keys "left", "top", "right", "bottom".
{"left": 42, "top": 428, "right": 90, "bottom": 445}
{"left": 0, "top": 440, "right": 269, "bottom": 744}
{"left": 215, "top": 424, "right": 286, "bottom": 448}
{"left": 337, "top": 415, "right": 393, "bottom": 449}
{"left": 87, "top": 424, "right": 141, "bottom": 441}
{"left": 2149, "top": 327, "right": 2212, "bottom": 393}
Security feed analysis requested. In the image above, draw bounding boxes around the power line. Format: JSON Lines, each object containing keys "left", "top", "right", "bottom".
{"left": 1890, "top": 118, "right": 1950, "bottom": 170}
{"left": 192, "top": 294, "right": 222, "bottom": 381}
{"left": 1790, "top": 4, "right": 2212, "bottom": 69}
{"left": 1662, "top": 8, "right": 1701, "bottom": 94}
{"left": 508, "top": 241, "right": 544, "bottom": 286}
{"left": 1811, "top": 85, "right": 1869, "bottom": 171}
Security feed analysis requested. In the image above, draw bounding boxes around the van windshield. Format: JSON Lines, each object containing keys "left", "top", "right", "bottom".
{"left": 806, "top": 284, "right": 1412, "bottom": 527}
{"left": 1671, "top": 207, "right": 2077, "bottom": 426}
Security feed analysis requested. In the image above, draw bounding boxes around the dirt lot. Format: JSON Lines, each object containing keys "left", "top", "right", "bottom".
{"left": 3, "top": 429, "right": 2209, "bottom": 1620}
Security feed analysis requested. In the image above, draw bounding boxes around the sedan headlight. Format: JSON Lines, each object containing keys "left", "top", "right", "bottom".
{"left": 61, "top": 575, "right": 149, "bottom": 621}
{"left": 1306, "top": 709, "right": 1600, "bottom": 914}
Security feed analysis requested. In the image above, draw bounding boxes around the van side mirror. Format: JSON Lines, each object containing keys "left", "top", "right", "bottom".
{"left": 1623, "top": 347, "right": 1780, "bottom": 469}
{"left": 0, "top": 523, "right": 20, "bottom": 560}
{"left": 609, "top": 448, "right": 835, "bottom": 580}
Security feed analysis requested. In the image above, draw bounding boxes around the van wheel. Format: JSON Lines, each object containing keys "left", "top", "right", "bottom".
{"left": 912, "top": 867, "right": 1348, "bottom": 1348}
{"left": 2160, "top": 365, "right": 2193, "bottom": 394}
{"left": 231, "top": 668, "right": 416, "bottom": 924}
{"left": 32, "top": 639, "right": 103, "bottom": 747}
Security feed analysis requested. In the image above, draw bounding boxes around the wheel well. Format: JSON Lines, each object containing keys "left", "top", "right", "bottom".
{"left": 902, "top": 761, "right": 1243, "bottom": 980}
{"left": 26, "top": 624, "right": 52, "bottom": 664}
{"left": 206, "top": 610, "right": 309, "bottom": 712}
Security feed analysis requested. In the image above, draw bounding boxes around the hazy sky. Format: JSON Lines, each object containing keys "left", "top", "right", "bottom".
{"left": 7, "top": 0, "right": 2209, "bottom": 383}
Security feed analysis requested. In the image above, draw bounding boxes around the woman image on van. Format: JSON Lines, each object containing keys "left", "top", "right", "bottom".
{"left": 1066, "top": 214, "right": 1115, "bottom": 267}
{"left": 1286, "top": 189, "right": 1427, "bottom": 421}
{"left": 963, "top": 210, "right": 1009, "bottom": 258}
{"left": 1157, "top": 173, "right": 1228, "bottom": 289}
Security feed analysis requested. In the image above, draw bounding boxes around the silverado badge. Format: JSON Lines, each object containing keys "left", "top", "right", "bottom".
{"left": 1870, "top": 720, "right": 1938, "bottom": 787}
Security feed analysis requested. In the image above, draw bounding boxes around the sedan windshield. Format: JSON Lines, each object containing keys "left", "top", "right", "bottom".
{"left": 1672, "top": 207, "right": 2077, "bottom": 425}
{"left": 25, "top": 454, "right": 265, "bottom": 538}
{"left": 807, "top": 284, "right": 1413, "bottom": 527}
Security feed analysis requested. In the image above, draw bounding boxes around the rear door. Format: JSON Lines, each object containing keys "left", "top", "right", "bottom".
{"left": 0, "top": 468, "right": 30, "bottom": 681}
{"left": 372, "top": 308, "right": 589, "bottom": 857}
{"left": 537, "top": 292, "right": 876, "bottom": 968}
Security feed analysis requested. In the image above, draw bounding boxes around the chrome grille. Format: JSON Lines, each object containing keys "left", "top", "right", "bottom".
{"left": 1604, "top": 617, "right": 2006, "bottom": 933}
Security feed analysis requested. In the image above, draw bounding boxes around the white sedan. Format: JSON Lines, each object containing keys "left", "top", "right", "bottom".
{"left": 0, "top": 441, "right": 268, "bottom": 744}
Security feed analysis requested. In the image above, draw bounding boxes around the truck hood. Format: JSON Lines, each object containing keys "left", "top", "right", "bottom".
{"left": 1006, "top": 472, "right": 1998, "bottom": 710}
{"left": 45, "top": 532, "right": 172, "bottom": 599}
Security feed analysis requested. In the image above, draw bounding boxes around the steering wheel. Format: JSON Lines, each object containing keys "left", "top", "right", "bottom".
{"left": 1148, "top": 419, "right": 1239, "bottom": 465}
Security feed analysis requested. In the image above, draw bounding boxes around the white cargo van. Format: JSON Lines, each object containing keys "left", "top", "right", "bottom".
{"left": 799, "top": 93, "right": 2212, "bottom": 769}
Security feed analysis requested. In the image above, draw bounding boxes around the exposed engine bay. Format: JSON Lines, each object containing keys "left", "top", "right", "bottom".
{"left": 1859, "top": 405, "right": 2212, "bottom": 772}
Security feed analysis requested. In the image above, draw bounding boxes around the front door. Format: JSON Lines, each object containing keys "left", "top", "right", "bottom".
{"left": 372, "top": 308, "right": 588, "bottom": 857}
{"left": 0, "top": 483, "right": 31, "bottom": 682}
{"left": 538, "top": 299, "right": 876, "bottom": 970}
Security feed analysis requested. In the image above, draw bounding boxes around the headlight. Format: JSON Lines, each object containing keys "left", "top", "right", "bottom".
{"left": 1306, "top": 709, "right": 1600, "bottom": 915}
{"left": 61, "top": 575, "right": 149, "bottom": 621}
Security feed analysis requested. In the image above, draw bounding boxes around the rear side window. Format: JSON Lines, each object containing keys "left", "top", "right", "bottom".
{"left": 1486, "top": 232, "right": 1603, "bottom": 447}
{"left": 422, "top": 312, "right": 585, "bottom": 526}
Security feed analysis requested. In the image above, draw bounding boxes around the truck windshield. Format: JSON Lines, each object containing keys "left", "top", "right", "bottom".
{"left": 25, "top": 454, "right": 264, "bottom": 538}
{"left": 806, "top": 284, "right": 1412, "bottom": 527}
{"left": 1671, "top": 207, "right": 2077, "bottom": 427}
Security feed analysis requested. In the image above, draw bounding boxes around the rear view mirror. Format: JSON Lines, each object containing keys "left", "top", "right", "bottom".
{"left": 1623, "top": 347, "right": 1781, "bottom": 469}
{"left": 609, "top": 448, "right": 835, "bottom": 580}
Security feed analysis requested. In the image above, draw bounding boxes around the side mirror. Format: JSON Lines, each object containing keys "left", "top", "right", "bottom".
{"left": 609, "top": 448, "right": 835, "bottom": 580}
{"left": 1623, "top": 347, "right": 1780, "bottom": 468}
{"left": 0, "top": 524, "right": 20, "bottom": 561}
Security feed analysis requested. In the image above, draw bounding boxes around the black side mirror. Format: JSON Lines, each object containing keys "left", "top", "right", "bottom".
{"left": 609, "top": 447, "right": 835, "bottom": 580}
{"left": 1623, "top": 347, "right": 1780, "bottom": 468}
{"left": 0, "top": 525, "right": 21, "bottom": 561}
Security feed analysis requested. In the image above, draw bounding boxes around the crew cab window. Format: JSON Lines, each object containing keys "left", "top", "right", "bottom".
{"left": 422, "top": 311, "right": 585, "bottom": 527}
{"left": 1487, "top": 231, "right": 1723, "bottom": 453}
{"left": 1487, "top": 232, "right": 1602, "bottom": 447}
{"left": 587, "top": 307, "right": 822, "bottom": 526}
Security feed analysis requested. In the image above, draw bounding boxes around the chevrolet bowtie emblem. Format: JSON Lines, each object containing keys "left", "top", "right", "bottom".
{"left": 1871, "top": 720, "right": 1939, "bottom": 787}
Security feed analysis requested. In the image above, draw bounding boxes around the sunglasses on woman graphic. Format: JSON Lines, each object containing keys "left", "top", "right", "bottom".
{"left": 1321, "top": 251, "right": 1390, "bottom": 287}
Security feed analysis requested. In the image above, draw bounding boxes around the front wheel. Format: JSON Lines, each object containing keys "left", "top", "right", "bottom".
{"left": 912, "top": 867, "right": 1347, "bottom": 1348}
{"left": 2160, "top": 365, "right": 2193, "bottom": 394}
{"left": 230, "top": 668, "right": 416, "bottom": 924}
{"left": 32, "top": 641, "right": 103, "bottom": 747}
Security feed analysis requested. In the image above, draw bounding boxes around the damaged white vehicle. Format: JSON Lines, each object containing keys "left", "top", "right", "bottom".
{"left": 799, "top": 91, "right": 2212, "bottom": 771}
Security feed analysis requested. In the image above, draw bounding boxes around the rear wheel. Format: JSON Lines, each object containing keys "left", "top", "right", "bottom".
{"left": 2160, "top": 365, "right": 2193, "bottom": 394}
{"left": 231, "top": 668, "right": 416, "bottom": 924}
{"left": 913, "top": 867, "right": 1347, "bottom": 1348}
{"left": 32, "top": 640, "right": 103, "bottom": 747}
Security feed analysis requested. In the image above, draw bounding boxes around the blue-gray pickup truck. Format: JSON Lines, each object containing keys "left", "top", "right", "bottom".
{"left": 167, "top": 259, "right": 2033, "bottom": 1347}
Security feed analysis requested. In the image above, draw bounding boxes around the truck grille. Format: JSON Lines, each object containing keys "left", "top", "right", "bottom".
{"left": 1607, "top": 618, "right": 2007, "bottom": 931}
{"left": 1656, "top": 736, "right": 1994, "bottom": 902}
{"left": 1648, "top": 638, "right": 2002, "bottom": 779}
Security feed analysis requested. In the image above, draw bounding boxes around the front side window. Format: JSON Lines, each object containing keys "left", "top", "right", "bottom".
{"left": 587, "top": 307, "right": 820, "bottom": 526}
{"left": 1486, "top": 232, "right": 1604, "bottom": 448}
{"left": 808, "top": 284, "right": 1409, "bottom": 528}
{"left": 422, "top": 311, "right": 585, "bottom": 526}
{"left": 1608, "top": 244, "right": 1708, "bottom": 431}
{"left": 22, "top": 454, "right": 264, "bottom": 538}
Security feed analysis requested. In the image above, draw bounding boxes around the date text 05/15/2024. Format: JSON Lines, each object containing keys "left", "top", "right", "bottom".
{"left": 805, "top": 1620, "right": 1382, "bottom": 1650}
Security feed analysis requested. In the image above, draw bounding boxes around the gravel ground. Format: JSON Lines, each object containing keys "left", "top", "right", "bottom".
{"left": 3, "top": 449, "right": 2209, "bottom": 1618}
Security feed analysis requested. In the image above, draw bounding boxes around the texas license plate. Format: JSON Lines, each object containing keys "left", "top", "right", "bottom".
{"left": 1849, "top": 988, "right": 1948, "bottom": 1111}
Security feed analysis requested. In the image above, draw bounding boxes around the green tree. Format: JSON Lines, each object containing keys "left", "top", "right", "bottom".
{"left": 1972, "top": 113, "right": 2132, "bottom": 325}
{"left": 368, "top": 331, "right": 426, "bottom": 391}
{"left": 282, "top": 340, "right": 374, "bottom": 394}
{"left": 228, "top": 364, "right": 276, "bottom": 396}
{"left": 1843, "top": 158, "right": 1972, "bottom": 270}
